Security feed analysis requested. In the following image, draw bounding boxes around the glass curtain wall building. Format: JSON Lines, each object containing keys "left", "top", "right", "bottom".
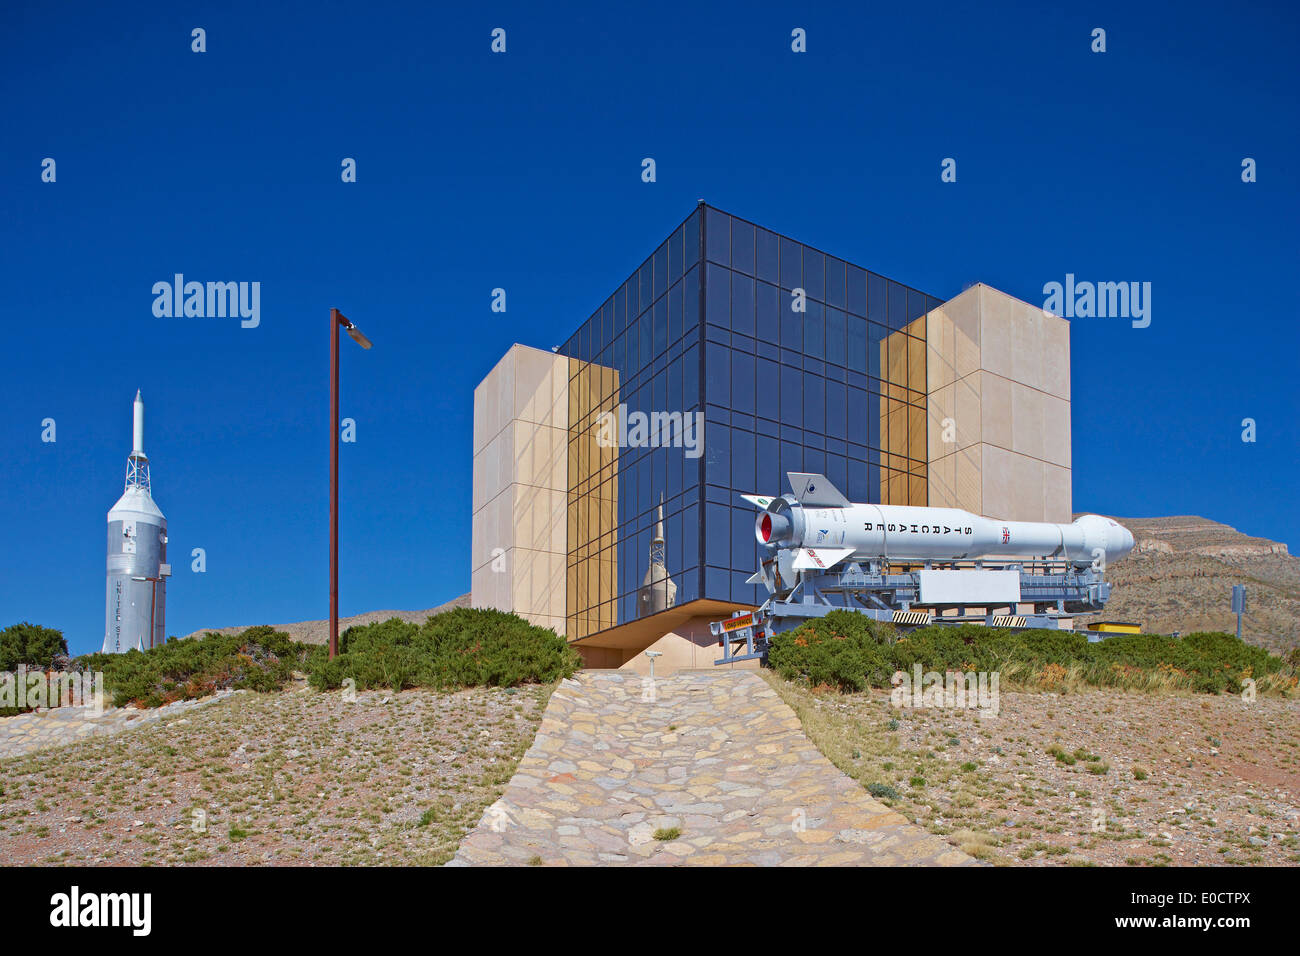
{"left": 557, "top": 203, "right": 940, "bottom": 643}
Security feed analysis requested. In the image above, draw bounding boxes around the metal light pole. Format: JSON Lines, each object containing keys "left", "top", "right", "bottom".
{"left": 330, "top": 308, "right": 372, "bottom": 659}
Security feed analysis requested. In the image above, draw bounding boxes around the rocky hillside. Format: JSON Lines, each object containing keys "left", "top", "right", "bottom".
{"left": 1077, "top": 516, "right": 1299, "bottom": 654}
{"left": 181, "top": 593, "right": 472, "bottom": 645}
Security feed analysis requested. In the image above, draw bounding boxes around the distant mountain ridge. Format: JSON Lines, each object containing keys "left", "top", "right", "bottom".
{"left": 182, "top": 593, "right": 472, "bottom": 645}
{"left": 1078, "top": 515, "right": 1299, "bottom": 654}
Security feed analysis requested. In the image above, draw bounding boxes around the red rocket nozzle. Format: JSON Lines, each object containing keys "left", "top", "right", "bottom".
{"left": 760, "top": 514, "right": 772, "bottom": 542}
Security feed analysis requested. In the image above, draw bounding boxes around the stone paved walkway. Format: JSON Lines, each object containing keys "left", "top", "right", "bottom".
{"left": 0, "top": 691, "right": 240, "bottom": 760}
{"left": 450, "top": 670, "right": 975, "bottom": 866}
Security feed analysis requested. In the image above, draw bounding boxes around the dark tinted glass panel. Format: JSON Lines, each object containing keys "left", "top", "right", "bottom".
{"left": 781, "top": 364, "right": 801, "bottom": 425}
{"left": 886, "top": 279, "right": 905, "bottom": 330}
{"left": 705, "top": 424, "right": 730, "bottom": 488}
{"left": 756, "top": 228, "right": 778, "bottom": 282}
{"left": 668, "top": 280, "right": 681, "bottom": 343}
{"left": 706, "top": 208, "right": 730, "bottom": 265}
{"left": 756, "top": 357, "right": 779, "bottom": 420}
{"left": 653, "top": 297, "right": 668, "bottom": 357}
{"left": 803, "top": 248, "right": 824, "bottom": 301}
{"left": 731, "top": 349, "right": 755, "bottom": 415}
{"left": 683, "top": 343, "right": 699, "bottom": 408}
{"left": 907, "top": 287, "right": 928, "bottom": 325}
{"left": 847, "top": 264, "right": 867, "bottom": 316}
{"left": 731, "top": 218, "right": 755, "bottom": 276}
{"left": 654, "top": 244, "right": 667, "bottom": 302}
{"left": 705, "top": 263, "right": 729, "bottom": 328}
{"left": 825, "top": 257, "right": 846, "bottom": 308}
{"left": 731, "top": 271, "right": 755, "bottom": 336}
{"left": 804, "top": 301, "right": 824, "bottom": 360}
{"left": 639, "top": 261, "right": 653, "bottom": 315}
{"left": 779, "top": 236, "right": 801, "bottom": 289}
{"left": 867, "top": 272, "right": 885, "bottom": 325}
{"left": 826, "top": 379, "right": 846, "bottom": 440}
{"left": 846, "top": 314, "right": 866, "bottom": 373}
{"left": 780, "top": 292, "right": 801, "bottom": 350}
{"left": 705, "top": 341, "right": 728, "bottom": 405}
{"left": 683, "top": 265, "right": 700, "bottom": 333}
{"left": 731, "top": 428, "right": 755, "bottom": 495}
{"left": 868, "top": 321, "right": 884, "bottom": 378}
{"left": 756, "top": 280, "right": 778, "bottom": 343}
{"left": 803, "top": 373, "right": 825, "bottom": 433}
{"left": 825, "top": 307, "right": 846, "bottom": 366}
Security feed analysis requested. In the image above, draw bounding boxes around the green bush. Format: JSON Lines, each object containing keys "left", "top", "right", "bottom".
{"left": 767, "top": 617, "right": 1295, "bottom": 697}
{"left": 306, "top": 607, "right": 580, "bottom": 692}
{"left": 766, "top": 610, "right": 893, "bottom": 692}
{"left": 0, "top": 622, "right": 68, "bottom": 672}
{"left": 1, "top": 622, "right": 71, "bottom": 715}
{"left": 75, "top": 626, "right": 307, "bottom": 708}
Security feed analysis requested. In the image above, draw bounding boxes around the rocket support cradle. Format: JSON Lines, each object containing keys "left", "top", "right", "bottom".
{"left": 711, "top": 472, "right": 1135, "bottom": 665}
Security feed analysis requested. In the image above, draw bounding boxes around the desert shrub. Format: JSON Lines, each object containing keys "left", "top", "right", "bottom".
{"left": 75, "top": 626, "right": 307, "bottom": 708}
{"left": 1084, "top": 631, "right": 1283, "bottom": 693}
{"left": 0, "top": 622, "right": 71, "bottom": 715}
{"left": 765, "top": 615, "right": 1295, "bottom": 698}
{"left": 0, "top": 622, "right": 68, "bottom": 672}
{"left": 766, "top": 610, "right": 893, "bottom": 692}
{"left": 306, "top": 608, "right": 580, "bottom": 692}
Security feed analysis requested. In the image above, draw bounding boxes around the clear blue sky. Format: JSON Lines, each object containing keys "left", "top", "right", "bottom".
{"left": 3, "top": 0, "right": 1297, "bottom": 655}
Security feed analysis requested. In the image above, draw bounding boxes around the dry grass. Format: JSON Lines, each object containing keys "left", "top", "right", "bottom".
{"left": 765, "top": 671, "right": 1300, "bottom": 867}
{"left": 0, "top": 680, "right": 552, "bottom": 866}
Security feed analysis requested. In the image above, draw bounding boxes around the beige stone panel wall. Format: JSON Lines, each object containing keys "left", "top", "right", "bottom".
{"left": 470, "top": 490, "right": 512, "bottom": 574}
{"left": 927, "top": 451, "right": 956, "bottom": 510}
{"left": 1010, "top": 382, "right": 1046, "bottom": 461}
{"left": 1041, "top": 315, "right": 1070, "bottom": 400}
{"left": 471, "top": 345, "right": 571, "bottom": 636}
{"left": 1041, "top": 394, "right": 1072, "bottom": 469}
{"left": 471, "top": 427, "right": 512, "bottom": 515}
{"left": 954, "top": 444, "right": 983, "bottom": 514}
{"left": 925, "top": 285, "right": 1071, "bottom": 522}
{"left": 1043, "top": 463, "right": 1073, "bottom": 524}
{"left": 470, "top": 561, "right": 510, "bottom": 614}
{"left": 927, "top": 382, "right": 955, "bottom": 462}
{"left": 513, "top": 345, "right": 570, "bottom": 429}
{"left": 981, "top": 444, "right": 1019, "bottom": 521}
{"left": 511, "top": 543, "right": 567, "bottom": 624}
{"left": 979, "top": 370, "right": 1013, "bottom": 450}
{"left": 512, "top": 483, "right": 566, "bottom": 557}
{"left": 926, "top": 306, "right": 958, "bottom": 392}
{"left": 472, "top": 350, "right": 514, "bottom": 456}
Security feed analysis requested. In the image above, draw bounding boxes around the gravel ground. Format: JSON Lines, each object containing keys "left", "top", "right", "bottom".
{"left": 0, "top": 681, "right": 552, "bottom": 866}
{"left": 767, "top": 674, "right": 1300, "bottom": 866}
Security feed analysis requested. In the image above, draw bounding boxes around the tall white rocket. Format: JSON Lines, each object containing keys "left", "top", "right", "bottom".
{"left": 102, "top": 390, "right": 169, "bottom": 653}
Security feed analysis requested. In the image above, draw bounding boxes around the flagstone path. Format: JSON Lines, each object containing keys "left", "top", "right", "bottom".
{"left": 450, "top": 670, "right": 975, "bottom": 866}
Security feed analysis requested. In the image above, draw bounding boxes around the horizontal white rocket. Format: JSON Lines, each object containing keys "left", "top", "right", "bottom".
{"left": 744, "top": 473, "right": 1134, "bottom": 570}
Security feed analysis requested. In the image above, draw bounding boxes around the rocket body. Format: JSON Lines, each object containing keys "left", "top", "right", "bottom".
{"left": 751, "top": 472, "right": 1134, "bottom": 570}
{"left": 132, "top": 390, "right": 145, "bottom": 457}
{"left": 103, "top": 391, "right": 167, "bottom": 653}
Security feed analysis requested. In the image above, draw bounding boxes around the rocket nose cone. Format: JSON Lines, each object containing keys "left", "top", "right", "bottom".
{"left": 1107, "top": 523, "right": 1135, "bottom": 565}
{"left": 135, "top": 389, "right": 142, "bottom": 401}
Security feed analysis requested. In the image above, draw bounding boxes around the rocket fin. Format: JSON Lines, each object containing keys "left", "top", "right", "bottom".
{"left": 740, "top": 493, "right": 777, "bottom": 509}
{"left": 786, "top": 473, "right": 851, "bottom": 508}
{"left": 791, "top": 547, "right": 855, "bottom": 571}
